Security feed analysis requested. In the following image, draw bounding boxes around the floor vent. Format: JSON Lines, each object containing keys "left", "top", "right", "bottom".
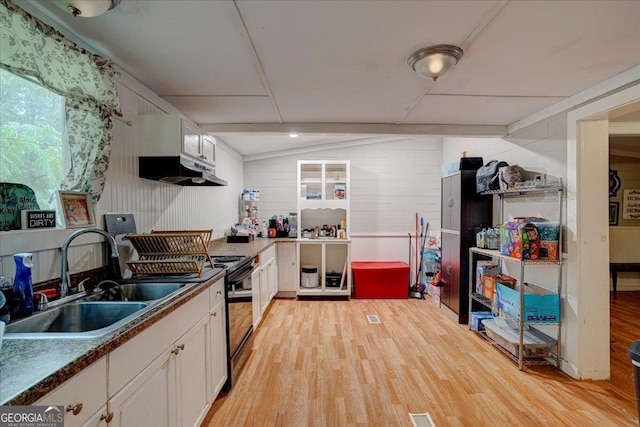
{"left": 367, "top": 314, "right": 381, "bottom": 324}
{"left": 409, "top": 412, "right": 436, "bottom": 427}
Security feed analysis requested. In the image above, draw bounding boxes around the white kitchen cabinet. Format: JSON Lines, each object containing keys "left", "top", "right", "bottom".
{"left": 176, "top": 315, "right": 210, "bottom": 427}
{"left": 35, "top": 357, "right": 108, "bottom": 427}
{"left": 208, "top": 300, "right": 227, "bottom": 400}
{"left": 109, "top": 346, "right": 175, "bottom": 427}
{"left": 297, "top": 160, "right": 351, "bottom": 298}
{"left": 276, "top": 242, "right": 297, "bottom": 297}
{"left": 251, "top": 266, "right": 262, "bottom": 327}
{"left": 110, "top": 315, "right": 210, "bottom": 427}
{"left": 139, "top": 114, "right": 215, "bottom": 167}
{"left": 297, "top": 240, "right": 350, "bottom": 297}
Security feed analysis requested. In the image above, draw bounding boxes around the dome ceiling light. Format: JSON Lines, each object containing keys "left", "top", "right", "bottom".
{"left": 52, "top": 0, "right": 121, "bottom": 18}
{"left": 407, "top": 44, "right": 463, "bottom": 81}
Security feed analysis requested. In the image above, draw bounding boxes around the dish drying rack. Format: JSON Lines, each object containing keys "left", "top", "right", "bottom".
{"left": 125, "top": 230, "right": 214, "bottom": 276}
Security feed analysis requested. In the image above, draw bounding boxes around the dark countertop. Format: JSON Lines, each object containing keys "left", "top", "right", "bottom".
{"left": 0, "top": 237, "right": 289, "bottom": 405}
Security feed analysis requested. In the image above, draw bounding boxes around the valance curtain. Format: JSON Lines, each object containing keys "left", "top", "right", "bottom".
{"left": 0, "top": 0, "right": 121, "bottom": 203}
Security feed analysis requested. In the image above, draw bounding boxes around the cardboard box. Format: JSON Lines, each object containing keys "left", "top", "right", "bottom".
{"left": 476, "top": 261, "right": 499, "bottom": 295}
{"left": 500, "top": 221, "right": 540, "bottom": 260}
{"left": 496, "top": 282, "right": 560, "bottom": 323}
{"left": 470, "top": 311, "right": 495, "bottom": 331}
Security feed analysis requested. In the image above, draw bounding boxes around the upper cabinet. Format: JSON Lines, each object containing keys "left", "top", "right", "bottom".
{"left": 140, "top": 114, "right": 216, "bottom": 167}
{"left": 298, "top": 161, "right": 349, "bottom": 211}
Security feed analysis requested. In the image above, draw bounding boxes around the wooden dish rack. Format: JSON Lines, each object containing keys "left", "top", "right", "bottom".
{"left": 125, "top": 229, "right": 214, "bottom": 276}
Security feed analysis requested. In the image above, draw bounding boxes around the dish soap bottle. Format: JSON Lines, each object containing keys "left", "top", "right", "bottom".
{"left": 12, "top": 253, "right": 34, "bottom": 318}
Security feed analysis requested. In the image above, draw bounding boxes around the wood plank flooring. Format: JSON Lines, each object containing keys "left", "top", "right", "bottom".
{"left": 203, "top": 294, "right": 639, "bottom": 426}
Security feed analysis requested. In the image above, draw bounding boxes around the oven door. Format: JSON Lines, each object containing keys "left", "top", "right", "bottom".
{"left": 226, "top": 260, "right": 256, "bottom": 360}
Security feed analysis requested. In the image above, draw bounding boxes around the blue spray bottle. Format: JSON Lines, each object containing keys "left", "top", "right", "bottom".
{"left": 12, "top": 253, "right": 34, "bottom": 318}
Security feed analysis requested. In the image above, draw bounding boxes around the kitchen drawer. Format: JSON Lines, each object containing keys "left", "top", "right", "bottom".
{"left": 261, "top": 245, "right": 276, "bottom": 267}
{"left": 109, "top": 289, "right": 208, "bottom": 395}
{"left": 35, "top": 357, "right": 107, "bottom": 427}
{"left": 208, "top": 277, "right": 225, "bottom": 310}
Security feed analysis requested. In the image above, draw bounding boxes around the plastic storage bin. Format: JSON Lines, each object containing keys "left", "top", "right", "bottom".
{"left": 483, "top": 317, "right": 556, "bottom": 358}
{"left": 351, "top": 261, "right": 410, "bottom": 299}
{"left": 628, "top": 340, "right": 640, "bottom": 423}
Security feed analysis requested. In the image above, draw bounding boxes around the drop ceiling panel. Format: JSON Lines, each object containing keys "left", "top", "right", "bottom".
{"left": 236, "top": 0, "right": 498, "bottom": 123}
{"left": 162, "top": 96, "right": 280, "bottom": 124}
{"left": 434, "top": 1, "right": 640, "bottom": 97}
{"left": 34, "top": 0, "right": 266, "bottom": 96}
{"left": 404, "top": 95, "right": 566, "bottom": 125}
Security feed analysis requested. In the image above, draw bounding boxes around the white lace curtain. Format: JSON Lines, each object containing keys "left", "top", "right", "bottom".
{"left": 0, "top": 0, "right": 121, "bottom": 203}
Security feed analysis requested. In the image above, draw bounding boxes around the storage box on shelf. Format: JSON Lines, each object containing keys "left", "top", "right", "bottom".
{"left": 469, "top": 180, "right": 563, "bottom": 370}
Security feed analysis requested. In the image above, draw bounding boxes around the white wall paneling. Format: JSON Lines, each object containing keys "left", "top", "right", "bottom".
{"left": 244, "top": 137, "right": 443, "bottom": 262}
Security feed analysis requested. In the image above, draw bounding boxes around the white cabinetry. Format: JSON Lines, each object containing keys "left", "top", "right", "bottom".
{"left": 140, "top": 114, "right": 216, "bottom": 167}
{"left": 34, "top": 357, "right": 108, "bottom": 427}
{"left": 109, "top": 278, "right": 226, "bottom": 427}
{"left": 276, "top": 242, "right": 297, "bottom": 297}
{"left": 208, "top": 298, "right": 227, "bottom": 400}
{"left": 252, "top": 245, "right": 277, "bottom": 328}
{"left": 297, "top": 160, "right": 351, "bottom": 297}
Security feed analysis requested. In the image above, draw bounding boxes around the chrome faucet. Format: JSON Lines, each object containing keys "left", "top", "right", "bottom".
{"left": 60, "top": 228, "right": 120, "bottom": 298}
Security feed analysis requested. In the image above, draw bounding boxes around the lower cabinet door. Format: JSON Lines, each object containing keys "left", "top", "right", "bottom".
{"left": 209, "top": 302, "right": 228, "bottom": 400}
{"left": 176, "top": 316, "right": 210, "bottom": 427}
{"left": 109, "top": 348, "right": 175, "bottom": 427}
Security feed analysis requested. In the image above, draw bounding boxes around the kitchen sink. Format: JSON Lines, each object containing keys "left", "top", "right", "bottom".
{"left": 82, "top": 283, "right": 187, "bottom": 302}
{"left": 4, "top": 301, "right": 150, "bottom": 339}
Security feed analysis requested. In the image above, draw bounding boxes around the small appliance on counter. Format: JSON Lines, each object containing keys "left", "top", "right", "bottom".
{"left": 301, "top": 265, "right": 319, "bottom": 288}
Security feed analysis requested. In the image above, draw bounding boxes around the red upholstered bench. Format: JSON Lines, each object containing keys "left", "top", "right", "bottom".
{"left": 351, "top": 261, "right": 410, "bottom": 299}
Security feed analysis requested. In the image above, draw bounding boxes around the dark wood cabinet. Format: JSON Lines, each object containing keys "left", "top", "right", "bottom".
{"left": 440, "top": 170, "right": 491, "bottom": 324}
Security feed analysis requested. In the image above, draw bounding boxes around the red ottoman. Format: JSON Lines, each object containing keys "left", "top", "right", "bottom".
{"left": 351, "top": 261, "right": 410, "bottom": 299}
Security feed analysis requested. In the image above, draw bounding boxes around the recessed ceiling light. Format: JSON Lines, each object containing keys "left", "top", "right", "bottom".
{"left": 289, "top": 132, "right": 299, "bottom": 138}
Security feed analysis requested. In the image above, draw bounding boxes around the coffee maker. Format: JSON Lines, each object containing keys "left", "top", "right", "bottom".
{"left": 288, "top": 212, "right": 297, "bottom": 238}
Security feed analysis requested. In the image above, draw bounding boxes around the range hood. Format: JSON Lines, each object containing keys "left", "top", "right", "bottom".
{"left": 139, "top": 155, "right": 227, "bottom": 186}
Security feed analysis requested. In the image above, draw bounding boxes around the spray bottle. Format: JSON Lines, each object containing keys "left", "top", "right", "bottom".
{"left": 12, "top": 253, "right": 34, "bottom": 318}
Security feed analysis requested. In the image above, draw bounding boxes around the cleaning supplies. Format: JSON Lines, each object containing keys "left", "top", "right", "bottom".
{"left": 12, "top": 252, "right": 34, "bottom": 318}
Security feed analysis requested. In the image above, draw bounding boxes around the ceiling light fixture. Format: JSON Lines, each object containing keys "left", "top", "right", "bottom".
{"left": 52, "top": 0, "right": 120, "bottom": 18}
{"left": 407, "top": 44, "right": 463, "bottom": 81}
{"left": 289, "top": 132, "right": 299, "bottom": 138}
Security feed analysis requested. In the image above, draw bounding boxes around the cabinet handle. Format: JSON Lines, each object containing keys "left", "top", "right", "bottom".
{"left": 446, "top": 265, "right": 453, "bottom": 275}
{"left": 171, "top": 347, "right": 180, "bottom": 355}
{"left": 448, "top": 198, "right": 455, "bottom": 208}
{"left": 212, "top": 312, "right": 217, "bottom": 317}
{"left": 178, "top": 344, "right": 185, "bottom": 351}
{"left": 100, "top": 412, "right": 114, "bottom": 423}
{"left": 66, "top": 403, "right": 83, "bottom": 415}
{"left": 216, "top": 290, "right": 222, "bottom": 295}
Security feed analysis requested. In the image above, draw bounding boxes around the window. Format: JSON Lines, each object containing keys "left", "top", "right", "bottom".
{"left": 0, "top": 68, "right": 65, "bottom": 211}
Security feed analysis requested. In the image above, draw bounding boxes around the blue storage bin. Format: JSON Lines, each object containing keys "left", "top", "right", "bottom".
{"left": 497, "top": 282, "right": 559, "bottom": 323}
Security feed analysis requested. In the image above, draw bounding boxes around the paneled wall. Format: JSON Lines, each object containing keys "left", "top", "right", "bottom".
{"left": 243, "top": 137, "right": 443, "bottom": 263}
{"left": 0, "top": 79, "right": 243, "bottom": 284}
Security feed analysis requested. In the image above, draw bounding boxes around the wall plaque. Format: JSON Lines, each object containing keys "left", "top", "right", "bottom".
{"left": 21, "top": 210, "right": 57, "bottom": 229}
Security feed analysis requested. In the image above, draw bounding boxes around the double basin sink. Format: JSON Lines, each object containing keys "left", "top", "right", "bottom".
{"left": 4, "top": 283, "right": 192, "bottom": 339}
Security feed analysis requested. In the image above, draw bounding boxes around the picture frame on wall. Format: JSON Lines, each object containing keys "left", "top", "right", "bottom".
{"left": 58, "top": 191, "right": 95, "bottom": 228}
{"left": 609, "top": 202, "right": 619, "bottom": 226}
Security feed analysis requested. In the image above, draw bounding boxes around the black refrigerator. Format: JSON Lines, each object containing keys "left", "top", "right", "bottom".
{"left": 440, "top": 168, "right": 491, "bottom": 324}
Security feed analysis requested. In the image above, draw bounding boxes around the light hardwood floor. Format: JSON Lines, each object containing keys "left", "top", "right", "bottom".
{"left": 203, "top": 294, "right": 638, "bottom": 426}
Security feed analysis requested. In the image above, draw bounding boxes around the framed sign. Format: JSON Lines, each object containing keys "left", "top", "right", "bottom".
{"left": 609, "top": 202, "right": 619, "bottom": 226}
{"left": 623, "top": 189, "right": 640, "bottom": 220}
{"left": 58, "top": 191, "right": 95, "bottom": 228}
{"left": 21, "top": 210, "right": 56, "bottom": 229}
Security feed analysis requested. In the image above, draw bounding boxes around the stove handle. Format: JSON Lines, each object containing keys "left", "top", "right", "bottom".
{"left": 228, "top": 263, "right": 256, "bottom": 285}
